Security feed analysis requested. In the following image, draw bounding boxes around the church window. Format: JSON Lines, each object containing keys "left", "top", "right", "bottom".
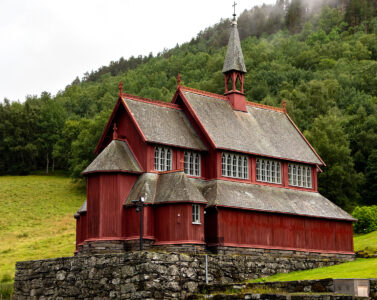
{"left": 256, "top": 158, "right": 281, "bottom": 184}
{"left": 184, "top": 151, "right": 201, "bottom": 177}
{"left": 221, "top": 152, "right": 249, "bottom": 179}
{"left": 288, "top": 163, "right": 312, "bottom": 188}
{"left": 154, "top": 146, "right": 172, "bottom": 171}
{"left": 192, "top": 204, "right": 200, "bottom": 224}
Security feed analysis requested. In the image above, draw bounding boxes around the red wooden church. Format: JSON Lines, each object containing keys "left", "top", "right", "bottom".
{"left": 74, "top": 18, "right": 355, "bottom": 255}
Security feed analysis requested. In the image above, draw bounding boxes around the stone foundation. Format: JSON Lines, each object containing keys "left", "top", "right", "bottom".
{"left": 14, "top": 250, "right": 354, "bottom": 299}
{"left": 77, "top": 240, "right": 207, "bottom": 255}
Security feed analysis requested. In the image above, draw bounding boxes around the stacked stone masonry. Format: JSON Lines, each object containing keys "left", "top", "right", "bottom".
{"left": 14, "top": 250, "right": 354, "bottom": 299}
{"left": 192, "top": 279, "right": 377, "bottom": 299}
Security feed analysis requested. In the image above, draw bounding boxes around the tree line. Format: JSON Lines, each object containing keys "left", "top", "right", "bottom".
{"left": 1, "top": 0, "right": 377, "bottom": 212}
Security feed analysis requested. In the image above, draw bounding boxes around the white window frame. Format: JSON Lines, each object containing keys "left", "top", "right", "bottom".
{"left": 154, "top": 146, "right": 172, "bottom": 171}
{"left": 192, "top": 204, "right": 200, "bottom": 224}
{"left": 221, "top": 152, "right": 249, "bottom": 179}
{"left": 184, "top": 151, "right": 201, "bottom": 177}
{"left": 256, "top": 158, "right": 281, "bottom": 184}
{"left": 288, "top": 163, "right": 312, "bottom": 188}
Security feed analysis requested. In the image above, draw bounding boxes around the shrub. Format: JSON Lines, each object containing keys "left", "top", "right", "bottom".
{"left": 352, "top": 205, "right": 377, "bottom": 233}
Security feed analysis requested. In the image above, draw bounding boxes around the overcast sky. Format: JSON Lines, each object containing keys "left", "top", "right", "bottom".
{"left": 0, "top": 0, "right": 276, "bottom": 102}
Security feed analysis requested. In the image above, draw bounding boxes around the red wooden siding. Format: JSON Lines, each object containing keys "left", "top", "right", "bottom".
{"left": 215, "top": 208, "right": 353, "bottom": 253}
{"left": 75, "top": 214, "right": 88, "bottom": 250}
{"left": 87, "top": 175, "right": 100, "bottom": 239}
{"left": 116, "top": 108, "right": 148, "bottom": 170}
{"left": 154, "top": 204, "right": 205, "bottom": 245}
{"left": 123, "top": 206, "right": 155, "bottom": 240}
{"left": 336, "top": 221, "right": 354, "bottom": 252}
{"left": 86, "top": 173, "right": 137, "bottom": 240}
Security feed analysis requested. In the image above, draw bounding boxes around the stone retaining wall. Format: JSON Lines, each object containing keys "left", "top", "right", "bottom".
{"left": 14, "top": 250, "right": 354, "bottom": 299}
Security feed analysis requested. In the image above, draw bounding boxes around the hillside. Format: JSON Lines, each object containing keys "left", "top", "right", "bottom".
{"left": 0, "top": 175, "right": 85, "bottom": 286}
{"left": 1, "top": 0, "right": 377, "bottom": 214}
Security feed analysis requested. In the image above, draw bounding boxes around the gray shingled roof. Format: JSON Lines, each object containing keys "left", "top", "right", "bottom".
{"left": 198, "top": 179, "right": 354, "bottom": 221}
{"left": 182, "top": 91, "right": 322, "bottom": 165}
{"left": 154, "top": 172, "right": 207, "bottom": 204}
{"left": 124, "top": 171, "right": 207, "bottom": 205}
{"left": 83, "top": 140, "right": 142, "bottom": 174}
{"left": 222, "top": 21, "right": 247, "bottom": 73}
{"left": 74, "top": 200, "right": 87, "bottom": 218}
{"left": 125, "top": 173, "right": 158, "bottom": 205}
{"left": 124, "top": 172, "right": 352, "bottom": 220}
{"left": 124, "top": 98, "right": 207, "bottom": 151}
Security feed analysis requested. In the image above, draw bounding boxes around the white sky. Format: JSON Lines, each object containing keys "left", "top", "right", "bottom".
{"left": 0, "top": 0, "right": 275, "bottom": 102}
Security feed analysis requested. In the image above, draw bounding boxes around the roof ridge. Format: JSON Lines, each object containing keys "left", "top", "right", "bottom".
{"left": 180, "top": 86, "right": 229, "bottom": 101}
{"left": 180, "top": 86, "right": 284, "bottom": 112}
{"left": 122, "top": 93, "right": 181, "bottom": 109}
{"left": 246, "top": 101, "right": 285, "bottom": 112}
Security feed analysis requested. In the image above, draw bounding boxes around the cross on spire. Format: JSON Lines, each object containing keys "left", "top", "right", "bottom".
{"left": 232, "top": 1, "right": 237, "bottom": 20}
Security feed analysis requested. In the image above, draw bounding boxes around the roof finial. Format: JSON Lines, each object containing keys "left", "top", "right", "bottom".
{"left": 282, "top": 99, "right": 287, "bottom": 113}
{"left": 118, "top": 81, "right": 123, "bottom": 96}
{"left": 177, "top": 73, "right": 181, "bottom": 89}
{"left": 113, "top": 123, "right": 118, "bottom": 140}
{"left": 232, "top": 1, "right": 237, "bottom": 21}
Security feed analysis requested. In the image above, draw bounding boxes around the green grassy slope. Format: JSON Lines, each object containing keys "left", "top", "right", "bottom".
{"left": 0, "top": 175, "right": 85, "bottom": 283}
{"left": 253, "top": 231, "right": 377, "bottom": 282}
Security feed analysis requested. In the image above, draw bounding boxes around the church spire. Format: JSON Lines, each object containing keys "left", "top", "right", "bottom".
{"left": 223, "top": 2, "right": 247, "bottom": 111}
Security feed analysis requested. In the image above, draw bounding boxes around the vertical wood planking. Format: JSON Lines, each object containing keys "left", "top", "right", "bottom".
{"left": 216, "top": 208, "right": 352, "bottom": 252}
{"left": 87, "top": 175, "right": 100, "bottom": 239}
{"left": 154, "top": 204, "right": 204, "bottom": 244}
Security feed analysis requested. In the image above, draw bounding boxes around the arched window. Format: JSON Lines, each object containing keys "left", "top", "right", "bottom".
{"left": 292, "top": 165, "right": 297, "bottom": 185}
{"left": 154, "top": 147, "right": 160, "bottom": 170}
{"left": 232, "top": 155, "right": 237, "bottom": 177}
{"left": 222, "top": 152, "right": 248, "bottom": 179}
{"left": 297, "top": 165, "right": 302, "bottom": 186}
{"left": 243, "top": 157, "right": 248, "bottom": 179}
{"left": 238, "top": 156, "right": 243, "bottom": 178}
{"left": 195, "top": 154, "right": 200, "bottom": 176}
{"left": 222, "top": 153, "right": 226, "bottom": 176}
{"left": 160, "top": 148, "right": 165, "bottom": 171}
{"left": 227, "top": 154, "right": 231, "bottom": 177}
{"left": 256, "top": 159, "right": 261, "bottom": 181}
{"left": 184, "top": 151, "right": 201, "bottom": 177}
{"left": 256, "top": 158, "right": 281, "bottom": 184}
{"left": 266, "top": 161, "right": 271, "bottom": 182}
{"left": 261, "top": 160, "right": 266, "bottom": 181}
{"left": 154, "top": 146, "right": 172, "bottom": 171}
{"left": 288, "top": 163, "right": 312, "bottom": 188}
{"left": 166, "top": 149, "right": 172, "bottom": 170}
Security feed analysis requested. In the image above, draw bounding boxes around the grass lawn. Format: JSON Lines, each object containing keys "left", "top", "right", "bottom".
{"left": 253, "top": 230, "right": 377, "bottom": 282}
{"left": 0, "top": 174, "right": 85, "bottom": 285}
{"left": 354, "top": 230, "right": 377, "bottom": 255}
{"left": 253, "top": 258, "right": 377, "bottom": 282}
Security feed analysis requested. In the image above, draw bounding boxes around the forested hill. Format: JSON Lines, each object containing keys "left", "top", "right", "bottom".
{"left": 1, "top": 0, "right": 377, "bottom": 212}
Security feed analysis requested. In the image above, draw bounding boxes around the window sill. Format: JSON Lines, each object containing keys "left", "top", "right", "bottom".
{"left": 256, "top": 180, "right": 282, "bottom": 185}
{"left": 289, "top": 185, "right": 312, "bottom": 189}
{"left": 192, "top": 222, "right": 201, "bottom": 225}
{"left": 222, "top": 175, "right": 249, "bottom": 180}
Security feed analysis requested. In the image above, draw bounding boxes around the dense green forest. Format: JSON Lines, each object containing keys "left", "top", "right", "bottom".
{"left": 1, "top": 0, "right": 377, "bottom": 212}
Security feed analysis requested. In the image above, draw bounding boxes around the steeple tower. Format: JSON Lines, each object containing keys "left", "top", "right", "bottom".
{"left": 223, "top": 3, "right": 247, "bottom": 111}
